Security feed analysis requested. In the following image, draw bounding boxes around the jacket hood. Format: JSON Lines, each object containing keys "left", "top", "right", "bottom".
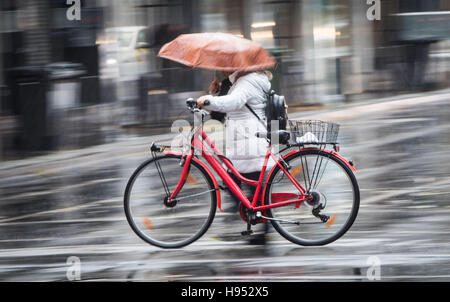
{"left": 238, "top": 72, "right": 271, "bottom": 94}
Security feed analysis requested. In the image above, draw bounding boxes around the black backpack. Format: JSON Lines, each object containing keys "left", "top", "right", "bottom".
{"left": 246, "top": 90, "right": 289, "bottom": 132}
{"left": 266, "top": 90, "right": 288, "bottom": 132}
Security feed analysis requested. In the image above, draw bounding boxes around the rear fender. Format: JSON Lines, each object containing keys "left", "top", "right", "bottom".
{"left": 281, "top": 147, "right": 358, "bottom": 172}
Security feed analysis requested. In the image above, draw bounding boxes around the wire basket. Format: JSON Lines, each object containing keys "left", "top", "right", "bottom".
{"left": 288, "top": 120, "right": 340, "bottom": 145}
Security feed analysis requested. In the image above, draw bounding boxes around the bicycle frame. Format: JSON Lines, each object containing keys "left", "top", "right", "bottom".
{"left": 165, "top": 126, "right": 310, "bottom": 212}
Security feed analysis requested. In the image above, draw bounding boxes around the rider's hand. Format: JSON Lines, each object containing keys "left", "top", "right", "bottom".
{"left": 197, "top": 96, "right": 208, "bottom": 108}
{"left": 208, "top": 78, "right": 221, "bottom": 94}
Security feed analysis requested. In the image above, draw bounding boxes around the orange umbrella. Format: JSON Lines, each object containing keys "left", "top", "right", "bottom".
{"left": 157, "top": 32, "right": 276, "bottom": 72}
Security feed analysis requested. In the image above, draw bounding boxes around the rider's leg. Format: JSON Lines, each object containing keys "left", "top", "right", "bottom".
{"left": 223, "top": 171, "right": 241, "bottom": 213}
{"left": 241, "top": 171, "right": 269, "bottom": 245}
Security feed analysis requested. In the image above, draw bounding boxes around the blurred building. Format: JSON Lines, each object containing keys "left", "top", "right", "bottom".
{"left": 1, "top": 0, "right": 449, "bottom": 158}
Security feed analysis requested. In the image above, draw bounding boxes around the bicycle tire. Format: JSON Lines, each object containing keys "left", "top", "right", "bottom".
{"left": 265, "top": 149, "right": 360, "bottom": 246}
{"left": 124, "top": 154, "right": 217, "bottom": 248}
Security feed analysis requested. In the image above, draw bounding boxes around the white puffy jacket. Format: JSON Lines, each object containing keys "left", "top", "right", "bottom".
{"left": 204, "top": 72, "right": 274, "bottom": 173}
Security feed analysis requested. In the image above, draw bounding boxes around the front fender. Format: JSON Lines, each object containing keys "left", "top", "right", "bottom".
{"left": 164, "top": 151, "right": 222, "bottom": 212}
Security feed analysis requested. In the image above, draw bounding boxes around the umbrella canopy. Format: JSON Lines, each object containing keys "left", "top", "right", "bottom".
{"left": 157, "top": 32, "right": 276, "bottom": 72}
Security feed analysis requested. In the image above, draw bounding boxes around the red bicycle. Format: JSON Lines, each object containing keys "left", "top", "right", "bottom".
{"left": 124, "top": 99, "right": 360, "bottom": 248}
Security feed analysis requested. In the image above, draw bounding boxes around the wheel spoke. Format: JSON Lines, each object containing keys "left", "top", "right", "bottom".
{"left": 124, "top": 155, "right": 217, "bottom": 248}
{"left": 266, "top": 149, "right": 359, "bottom": 246}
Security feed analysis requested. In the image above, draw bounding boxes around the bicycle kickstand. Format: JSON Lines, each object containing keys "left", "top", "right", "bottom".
{"left": 241, "top": 217, "right": 254, "bottom": 236}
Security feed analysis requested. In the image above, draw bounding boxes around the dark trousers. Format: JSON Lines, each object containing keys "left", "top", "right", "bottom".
{"left": 230, "top": 171, "right": 261, "bottom": 201}
{"left": 229, "top": 171, "right": 269, "bottom": 233}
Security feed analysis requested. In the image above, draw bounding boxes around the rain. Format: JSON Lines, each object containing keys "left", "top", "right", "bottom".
{"left": 0, "top": 0, "right": 450, "bottom": 282}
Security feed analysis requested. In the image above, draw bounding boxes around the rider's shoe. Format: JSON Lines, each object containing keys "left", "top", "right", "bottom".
{"left": 247, "top": 222, "right": 269, "bottom": 245}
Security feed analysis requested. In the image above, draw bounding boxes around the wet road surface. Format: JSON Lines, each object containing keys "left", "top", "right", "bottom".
{"left": 1, "top": 90, "right": 450, "bottom": 281}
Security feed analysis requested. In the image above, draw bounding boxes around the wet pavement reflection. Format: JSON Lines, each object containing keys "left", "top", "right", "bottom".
{"left": 1, "top": 92, "right": 450, "bottom": 281}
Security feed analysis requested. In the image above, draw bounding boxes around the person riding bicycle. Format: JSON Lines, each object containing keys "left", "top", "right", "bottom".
{"left": 197, "top": 70, "right": 272, "bottom": 173}
{"left": 197, "top": 70, "right": 273, "bottom": 244}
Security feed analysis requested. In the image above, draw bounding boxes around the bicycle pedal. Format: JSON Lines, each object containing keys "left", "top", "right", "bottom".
{"left": 241, "top": 230, "right": 254, "bottom": 236}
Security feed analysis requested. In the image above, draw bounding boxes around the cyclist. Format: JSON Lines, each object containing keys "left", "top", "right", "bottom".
{"left": 197, "top": 70, "right": 273, "bottom": 244}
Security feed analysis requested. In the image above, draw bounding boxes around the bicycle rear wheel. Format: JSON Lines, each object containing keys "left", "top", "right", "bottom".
{"left": 124, "top": 154, "right": 217, "bottom": 248}
{"left": 265, "top": 149, "right": 359, "bottom": 246}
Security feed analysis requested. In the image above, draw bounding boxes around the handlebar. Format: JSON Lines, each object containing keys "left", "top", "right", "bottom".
{"left": 186, "top": 98, "right": 197, "bottom": 109}
{"left": 186, "top": 98, "right": 210, "bottom": 117}
{"left": 186, "top": 97, "right": 210, "bottom": 116}
{"left": 186, "top": 98, "right": 210, "bottom": 109}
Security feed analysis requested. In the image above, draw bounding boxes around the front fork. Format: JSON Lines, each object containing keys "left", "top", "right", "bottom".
{"left": 150, "top": 142, "right": 193, "bottom": 206}
{"left": 167, "top": 152, "right": 193, "bottom": 203}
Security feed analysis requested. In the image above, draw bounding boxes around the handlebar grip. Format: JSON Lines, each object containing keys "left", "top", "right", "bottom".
{"left": 255, "top": 132, "right": 268, "bottom": 139}
{"left": 256, "top": 130, "right": 291, "bottom": 142}
{"left": 186, "top": 98, "right": 196, "bottom": 108}
{"left": 186, "top": 98, "right": 210, "bottom": 109}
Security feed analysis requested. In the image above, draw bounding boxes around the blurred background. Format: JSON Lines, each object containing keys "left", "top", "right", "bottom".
{"left": 1, "top": 0, "right": 450, "bottom": 281}
{"left": 0, "top": 0, "right": 449, "bottom": 158}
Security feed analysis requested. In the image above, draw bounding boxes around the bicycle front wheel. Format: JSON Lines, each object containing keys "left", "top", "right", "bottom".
{"left": 265, "top": 149, "right": 359, "bottom": 246}
{"left": 124, "top": 154, "right": 217, "bottom": 248}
